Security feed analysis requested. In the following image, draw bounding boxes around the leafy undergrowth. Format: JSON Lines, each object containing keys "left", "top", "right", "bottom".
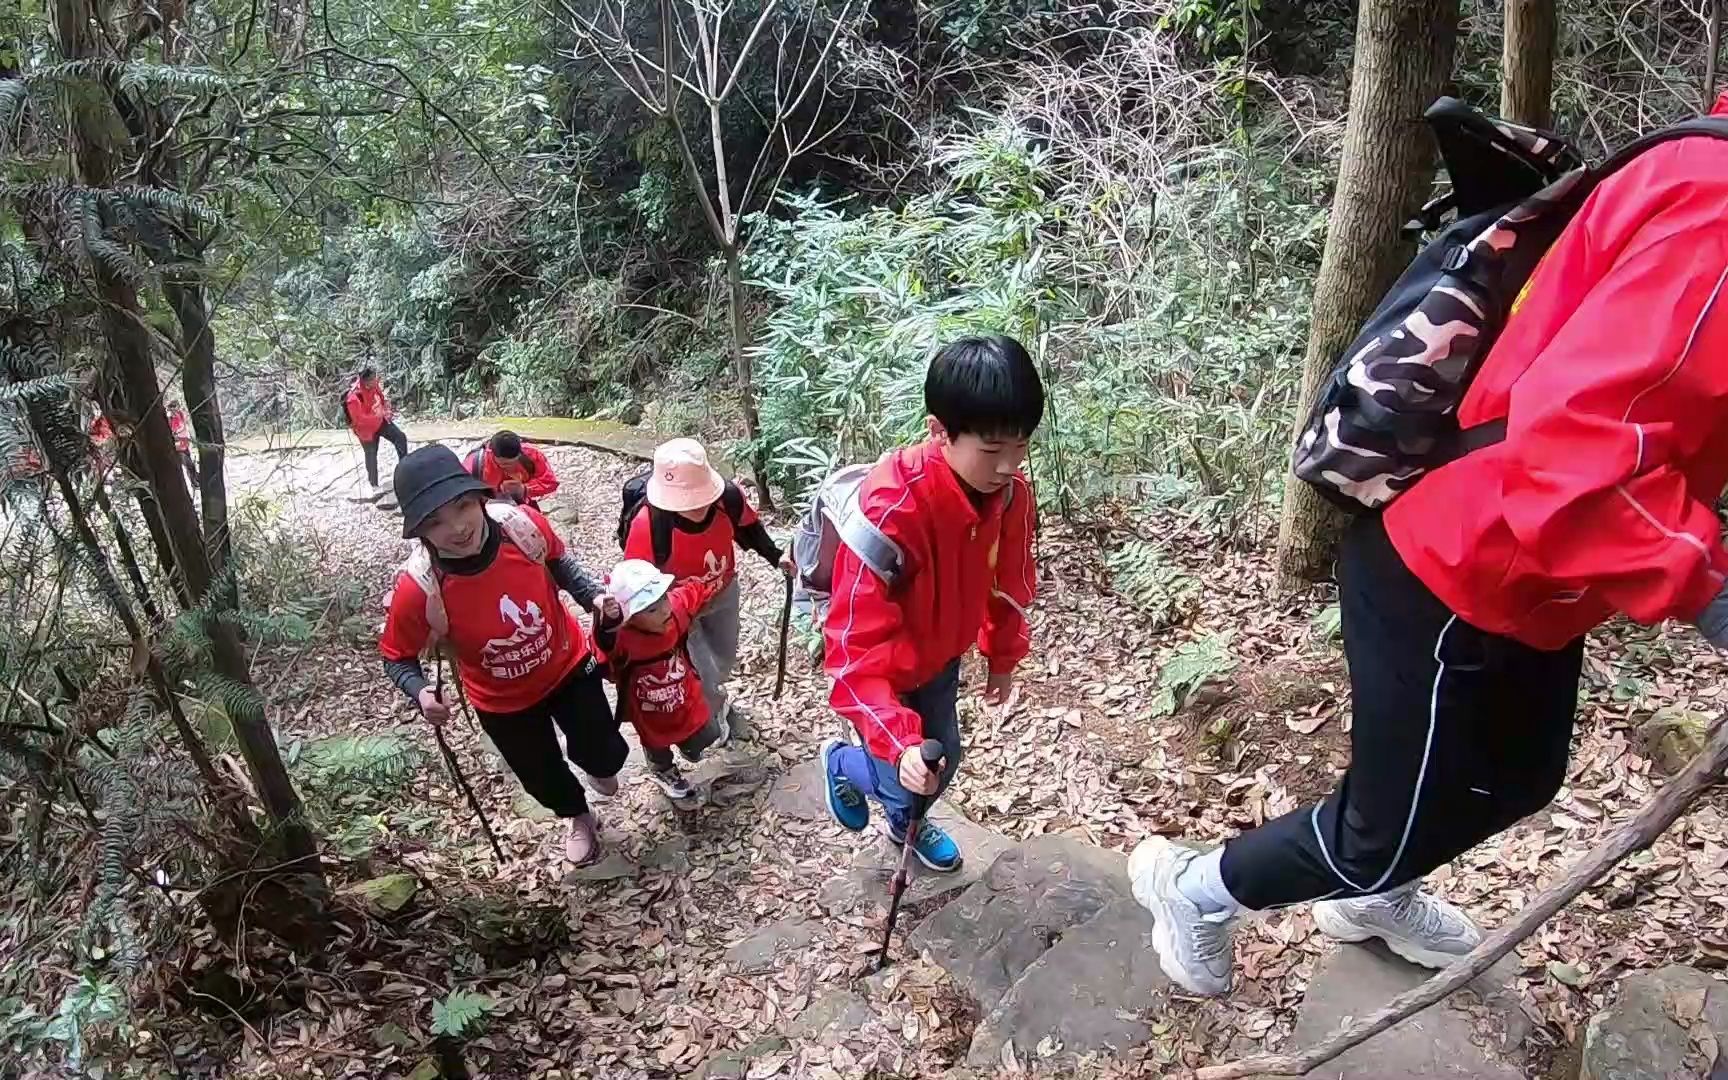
{"left": 119, "top": 439, "right": 1728, "bottom": 1079}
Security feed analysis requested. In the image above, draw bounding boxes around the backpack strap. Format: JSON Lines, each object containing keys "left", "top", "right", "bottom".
{"left": 718, "top": 480, "right": 747, "bottom": 526}
{"left": 402, "top": 545, "right": 448, "bottom": 642}
{"left": 486, "top": 501, "right": 548, "bottom": 563}
{"left": 649, "top": 506, "right": 676, "bottom": 567}
{"left": 466, "top": 449, "right": 485, "bottom": 480}
{"left": 1596, "top": 117, "right": 1728, "bottom": 178}
{"left": 833, "top": 485, "right": 904, "bottom": 585}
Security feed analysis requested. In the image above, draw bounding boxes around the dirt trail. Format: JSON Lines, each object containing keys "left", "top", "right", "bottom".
{"left": 224, "top": 434, "right": 1728, "bottom": 1079}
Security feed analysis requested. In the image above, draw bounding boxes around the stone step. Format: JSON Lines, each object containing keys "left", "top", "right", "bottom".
{"left": 1580, "top": 964, "right": 1728, "bottom": 1080}
{"left": 909, "top": 835, "right": 1170, "bottom": 1068}
{"left": 1286, "top": 940, "right": 1528, "bottom": 1079}
{"left": 769, "top": 755, "right": 1016, "bottom": 919}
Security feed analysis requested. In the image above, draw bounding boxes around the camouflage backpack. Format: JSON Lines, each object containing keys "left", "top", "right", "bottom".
{"left": 1293, "top": 97, "right": 1728, "bottom": 512}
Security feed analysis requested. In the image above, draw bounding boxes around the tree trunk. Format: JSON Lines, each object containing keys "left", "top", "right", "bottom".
{"left": 1501, "top": 0, "right": 1557, "bottom": 127}
{"left": 51, "top": 0, "right": 327, "bottom": 905}
{"left": 724, "top": 242, "right": 775, "bottom": 510}
{"left": 89, "top": 480, "right": 165, "bottom": 628}
{"left": 1273, "top": 0, "right": 1460, "bottom": 588}
{"left": 167, "top": 276, "right": 237, "bottom": 607}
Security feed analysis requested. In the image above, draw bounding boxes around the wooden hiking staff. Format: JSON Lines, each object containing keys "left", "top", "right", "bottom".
{"left": 774, "top": 574, "right": 793, "bottom": 700}
{"left": 431, "top": 658, "right": 507, "bottom": 866}
{"left": 1197, "top": 717, "right": 1728, "bottom": 1080}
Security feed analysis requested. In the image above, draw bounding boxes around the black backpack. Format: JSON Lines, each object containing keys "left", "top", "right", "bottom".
{"left": 1293, "top": 97, "right": 1728, "bottom": 513}
{"left": 616, "top": 468, "right": 748, "bottom": 565}
{"left": 335, "top": 384, "right": 353, "bottom": 426}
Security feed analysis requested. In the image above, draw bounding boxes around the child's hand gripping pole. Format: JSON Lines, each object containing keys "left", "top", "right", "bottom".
{"left": 874, "top": 738, "right": 945, "bottom": 972}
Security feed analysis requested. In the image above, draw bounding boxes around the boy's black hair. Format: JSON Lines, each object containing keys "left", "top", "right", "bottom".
{"left": 358, "top": 365, "right": 377, "bottom": 382}
{"left": 490, "top": 430, "right": 523, "bottom": 459}
{"left": 924, "top": 334, "right": 1044, "bottom": 440}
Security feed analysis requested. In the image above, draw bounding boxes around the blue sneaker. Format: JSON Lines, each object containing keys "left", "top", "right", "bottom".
{"left": 888, "top": 818, "right": 963, "bottom": 873}
{"left": 820, "top": 739, "right": 869, "bottom": 832}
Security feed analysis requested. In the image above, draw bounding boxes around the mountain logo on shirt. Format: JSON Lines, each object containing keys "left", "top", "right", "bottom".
{"left": 695, "top": 547, "right": 730, "bottom": 588}
{"left": 635, "top": 652, "right": 689, "bottom": 713}
{"left": 482, "top": 593, "right": 554, "bottom": 680}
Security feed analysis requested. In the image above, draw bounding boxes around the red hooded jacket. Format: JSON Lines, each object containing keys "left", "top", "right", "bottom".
{"left": 466, "top": 443, "right": 560, "bottom": 502}
{"left": 1384, "top": 92, "right": 1728, "bottom": 649}
{"left": 344, "top": 380, "right": 392, "bottom": 441}
{"left": 824, "top": 440, "right": 1036, "bottom": 764}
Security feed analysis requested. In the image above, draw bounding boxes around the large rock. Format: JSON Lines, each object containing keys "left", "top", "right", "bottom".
{"left": 1581, "top": 965, "right": 1728, "bottom": 1080}
{"left": 1289, "top": 942, "right": 1527, "bottom": 1079}
{"left": 784, "top": 989, "right": 872, "bottom": 1043}
{"left": 1638, "top": 708, "right": 1710, "bottom": 776}
{"left": 723, "top": 919, "right": 820, "bottom": 975}
{"left": 911, "top": 836, "right": 1169, "bottom": 1067}
{"left": 339, "top": 873, "right": 418, "bottom": 915}
{"left": 965, "top": 897, "right": 1169, "bottom": 1067}
{"left": 766, "top": 756, "right": 828, "bottom": 820}
{"left": 911, "top": 836, "right": 1129, "bottom": 1011}
{"left": 818, "top": 808, "right": 1014, "bottom": 917}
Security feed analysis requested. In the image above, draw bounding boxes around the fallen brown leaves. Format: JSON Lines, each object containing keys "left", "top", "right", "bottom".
{"left": 136, "top": 443, "right": 1728, "bottom": 1080}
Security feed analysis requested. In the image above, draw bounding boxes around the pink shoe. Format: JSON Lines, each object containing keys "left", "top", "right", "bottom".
{"left": 585, "top": 772, "right": 620, "bottom": 797}
{"left": 563, "top": 813, "right": 601, "bottom": 866}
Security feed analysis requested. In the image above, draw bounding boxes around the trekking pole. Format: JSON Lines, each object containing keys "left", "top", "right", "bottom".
{"left": 773, "top": 574, "right": 793, "bottom": 700}
{"left": 430, "top": 657, "right": 506, "bottom": 866}
{"left": 874, "top": 738, "right": 946, "bottom": 972}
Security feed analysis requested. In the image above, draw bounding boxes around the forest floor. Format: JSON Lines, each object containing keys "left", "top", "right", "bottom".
{"left": 171, "top": 433, "right": 1728, "bottom": 1079}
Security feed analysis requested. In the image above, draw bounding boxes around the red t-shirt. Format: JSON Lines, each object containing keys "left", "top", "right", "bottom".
{"left": 622, "top": 495, "right": 760, "bottom": 590}
{"left": 599, "top": 578, "right": 721, "bottom": 748}
{"left": 378, "top": 510, "right": 590, "bottom": 713}
{"left": 168, "top": 408, "right": 191, "bottom": 453}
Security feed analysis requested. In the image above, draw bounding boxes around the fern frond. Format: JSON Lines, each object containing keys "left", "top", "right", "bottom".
{"left": 115, "top": 63, "right": 230, "bottom": 100}
{"left": 1106, "top": 540, "right": 1198, "bottom": 630}
{"left": 296, "top": 733, "right": 422, "bottom": 792}
{"left": 197, "top": 672, "right": 265, "bottom": 726}
{"left": 0, "top": 79, "right": 25, "bottom": 148}
{"left": 108, "top": 186, "right": 222, "bottom": 228}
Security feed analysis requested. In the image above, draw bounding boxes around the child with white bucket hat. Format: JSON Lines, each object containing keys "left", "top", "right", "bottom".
{"left": 596, "top": 558, "right": 733, "bottom": 802}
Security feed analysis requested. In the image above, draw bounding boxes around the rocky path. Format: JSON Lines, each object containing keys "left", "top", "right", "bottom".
{"left": 224, "top": 425, "right": 1728, "bottom": 1079}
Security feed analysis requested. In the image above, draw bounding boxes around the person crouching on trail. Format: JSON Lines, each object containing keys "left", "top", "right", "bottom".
{"left": 595, "top": 559, "right": 730, "bottom": 803}
{"left": 344, "top": 366, "right": 409, "bottom": 498}
{"left": 816, "top": 335, "right": 1042, "bottom": 874}
{"left": 378, "top": 445, "right": 624, "bottom": 866}
{"left": 466, "top": 430, "right": 559, "bottom": 510}
{"left": 623, "top": 438, "right": 792, "bottom": 732}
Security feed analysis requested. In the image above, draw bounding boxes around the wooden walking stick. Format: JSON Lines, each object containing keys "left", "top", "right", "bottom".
{"left": 873, "top": 738, "right": 946, "bottom": 972}
{"left": 774, "top": 575, "right": 793, "bottom": 700}
{"left": 430, "top": 657, "right": 506, "bottom": 866}
{"left": 1198, "top": 717, "right": 1728, "bottom": 1080}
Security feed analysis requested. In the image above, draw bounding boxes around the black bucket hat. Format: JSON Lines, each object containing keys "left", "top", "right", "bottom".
{"left": 394, "top": 445, "right": 491, "bottom": 538}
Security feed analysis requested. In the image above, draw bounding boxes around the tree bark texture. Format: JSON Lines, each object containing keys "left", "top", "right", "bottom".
{"left": 51, "top": 0, "right": 325, "bottom": 896}
{"left": 1273, "top": 0, "right": 1460, "bottom": 588}
{"left": 1500, "top": 0, "right": 1557, "bottom": 127}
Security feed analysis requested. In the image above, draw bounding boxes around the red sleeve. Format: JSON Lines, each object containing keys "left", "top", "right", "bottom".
{"left": 823, "top": 512, "right": 924, "bottom": 765}
{"left": 524, "top": 506, "right": 568, "bottom": 562}
{"left": 980, "top": 475, "right": 1036, "bottom": 673}
{"left": 623, "top": 507, "right": 655, "bottom": 564}
{"left": 523, "top": 445, "right": 559, "bottom": 498}
{"left": 670, "top": 576, "right": 725, "bottom": 627}
{"left": 1500, "top": 226, "right": 1728, "bottom": 625}
{"left": 379, "top": 572, "right": 432, "bottom": 661}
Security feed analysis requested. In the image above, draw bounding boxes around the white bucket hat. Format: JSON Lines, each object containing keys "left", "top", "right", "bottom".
{"left": 608, "top": 559, "right": 674, "bottom": 620}
{"left": 646, "top": 438, "right": 725, "bottom": 513}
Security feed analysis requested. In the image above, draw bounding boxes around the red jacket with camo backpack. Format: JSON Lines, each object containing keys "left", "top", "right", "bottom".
{"left": 1291, "top": 93, "right": 1728, "bottom": 650}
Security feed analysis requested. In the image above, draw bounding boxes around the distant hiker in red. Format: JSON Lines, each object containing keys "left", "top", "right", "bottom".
{"left": 88, "top": 413, "right": 115, "bottom": 473}
{"left": 1134, "top": 92, "right": 1728, "bottom": 997}
{"left": 595, "top": 559, "right": 730, "bottom": 803}
{"left": 378, "top": 445, "right": 623, "bottom": 866}
{"left": 622, "top": 438, "right": 790, "bottom": 731}
{"left": 465, "top": 431, "right": 558, "bottom": 509}
{"left": 168, "top": 402, "right": 197, "bottom": 486}
{"left": 816, "top": 335, "right": 1041, "bottom": 875}
{"left": 344, "top": 366, "right": 409, "bottom": 497}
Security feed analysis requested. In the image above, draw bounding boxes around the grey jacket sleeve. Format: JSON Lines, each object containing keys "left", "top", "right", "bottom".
{"left": 384, "top": 657, "right": 430, "bottom": 706}
{"left": 549, "top": 551, "right": 604, "bottom": 611}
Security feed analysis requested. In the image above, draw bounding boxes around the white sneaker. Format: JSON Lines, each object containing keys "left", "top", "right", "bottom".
{"left": 647, "top": 765, "right": 694, "bottom": 801}
{"left": 1128, "top": 837, "right": 1236, "bottom": 996}
{"left": 1311, "top": 883, "right": 1482, "bottom": 969}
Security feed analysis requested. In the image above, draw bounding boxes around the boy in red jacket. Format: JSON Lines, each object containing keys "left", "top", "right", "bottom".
{"left": 344, "top": 366, "right": 410, "bottom": 497}
{"left": 1133, "top": 92, "right": 1728, "bottom": 997}
{"left": 596, "top": 559, "right": 730, "bottom": 802}
{"left": 466, "top": 431, "right": 559, "bottom": 509}
{"left": 817, "top": 335, "right": 1042, "bottom": 872}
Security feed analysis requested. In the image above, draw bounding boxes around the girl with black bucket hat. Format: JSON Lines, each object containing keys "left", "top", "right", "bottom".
{"left": 379, "top": 445, "right": 624, "bottom": 866}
